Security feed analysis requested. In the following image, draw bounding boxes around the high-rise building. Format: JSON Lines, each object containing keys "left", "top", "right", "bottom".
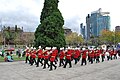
{"left": 86, "top": 8, "right": 110, "bottom": 40}
{"left": 115, "top": 26, "right": 120, "bottom": 32}
{"left": 80, "top": 23, "right": 85, "bottom": 39}
{"left": 86, "top": 14, "right": 91, "bottom": 40}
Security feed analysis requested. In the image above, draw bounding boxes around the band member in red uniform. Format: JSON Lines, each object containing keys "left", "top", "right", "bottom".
{"left": 105, "top": 49, "right": 110, "bottom": 61}
{"left": 113, "top": 49, "right": 117, "bottom": 59}
{"left": 101, "top": 49, "right": 105, "bottom": 62}
{"left": 52, "top": 47, "right": 58, "bottom": 64}
{"left": 43, "top": 47, "right": 50, "bottom": 69}
{"left": 36, "top": 46, "right": 43, "bottom": 67}
{"left": 29, "top": 47, "right": 33, "bottom": 65}
{"left": 81, "top": 48, "right": 87, "bottom": 66}
{"left": 63, "top": 47, "right": 72, "bottom": 68}
{"left": 109, "top": 49, "right": 114, "bottom": 60}
{"left": 25, "top": 47, "right": 30, "bottom": 63}
{"left": 30, "top": 47, "right": 37, "bottom": 66}
{"left": 89, "top": 49, "right": 94, "bottom": 64}
{"left": 49, "top": 47, "right": 57, "bottom": 71}
{"left": 96, "top": 49, "right": 100, "bottom": 63}
{"left": 59, "top": 47, "right": 65, "bottom": 67}
{"left": 73, "top": 48, "right": 80, "bottom": 65}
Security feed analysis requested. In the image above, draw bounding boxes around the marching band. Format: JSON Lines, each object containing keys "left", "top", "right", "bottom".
{"left": 24, "top": 45, "right": 119, "bottom": 71}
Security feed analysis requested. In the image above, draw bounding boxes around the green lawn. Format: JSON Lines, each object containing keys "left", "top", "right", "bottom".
{"left": 0, "top": 56, "right": 5, "bottom": 62}
{"left": 0, "top": 55, "right": 26, "bottom": 62}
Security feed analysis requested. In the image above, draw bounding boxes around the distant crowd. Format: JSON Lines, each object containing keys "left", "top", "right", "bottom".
{"left": 0, "top": 48, "right": 26, "bottom": 62}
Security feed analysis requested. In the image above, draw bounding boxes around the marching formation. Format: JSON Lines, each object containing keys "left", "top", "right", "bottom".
{"left": 25, "top": 46, "right": 120, "bottom": 71}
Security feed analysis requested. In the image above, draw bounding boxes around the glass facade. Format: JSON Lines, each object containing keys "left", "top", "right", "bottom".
{"left": 86, "top": 9, "right": 110, "bottom": 39}
{"left": 80, "top": 23, "right": 85, "bottom": 39}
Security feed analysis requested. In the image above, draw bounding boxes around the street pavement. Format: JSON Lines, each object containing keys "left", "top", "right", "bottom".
{"left": 0, "top": 59, "right": 120, "bottom": 80}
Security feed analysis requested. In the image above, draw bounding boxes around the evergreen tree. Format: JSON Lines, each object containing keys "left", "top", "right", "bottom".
{"left": 34, "top": 0, "right": 66, "bottom": 48}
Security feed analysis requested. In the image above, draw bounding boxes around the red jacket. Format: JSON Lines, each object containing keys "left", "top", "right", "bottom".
{"left": 74, "top": 50, "right": 80, "bottom": 58}
{"left": 44, "top": 51, "right": 49, "bottom": 59}
{"left": 31, "top": 53, "right": 36, "bottom": 58}
{"left": 52, "top": 49, "right": 58, "bottom": 57}
{"left": 38, "top": 49, "right": 43, "bottom": 58}
{"left": 90, "top": 50, "right": 94, "bottom": 58}
{"left": 59, "top": 51, "right": 65, "bottom": 59}
{"left": 82, "top": 50, "right": 87, "bottom": 59}
{"left": 50, "top": 52, "right": 56, "bottom": 62}
{"left": 109, "top": 50, "right": 114, "bottom": 56}
{"left": 26, "top": 53, "right": 29, "bottom": 57}
{"left": 25, "top": 49, "right": 29, "bottom": 57}
{"left": 66, "top": 50, "right": 72, "bottom": 60}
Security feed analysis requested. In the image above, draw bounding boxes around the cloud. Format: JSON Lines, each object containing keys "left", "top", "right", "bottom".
{"left": 0, "top": 8, "right": 39, "bottom": 32}
{"left": 0, "top": 0, "right": 42, "bottom": 31}
{"left": 0, "top": 0, "right": 120, "bottom": 33}
{"left": 64, "top": 15, "right": 81, "bottom": 34}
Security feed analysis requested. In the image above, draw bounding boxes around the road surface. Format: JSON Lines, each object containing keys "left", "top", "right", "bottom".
{"left": 0, "top": 59, "right": 120, "bottom": 80}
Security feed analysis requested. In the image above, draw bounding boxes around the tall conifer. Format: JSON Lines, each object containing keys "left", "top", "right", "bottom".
{"left": 34, "top": 0, "right": 66, "bottom": 48}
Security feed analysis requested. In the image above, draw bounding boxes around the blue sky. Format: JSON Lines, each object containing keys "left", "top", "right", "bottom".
{"left": 0, "top": 0, "right": 119, "bottom": 34}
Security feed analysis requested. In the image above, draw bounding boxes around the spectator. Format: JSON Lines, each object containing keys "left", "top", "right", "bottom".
{"left": 5, "top": 52, "right": 13, "bottom": 62}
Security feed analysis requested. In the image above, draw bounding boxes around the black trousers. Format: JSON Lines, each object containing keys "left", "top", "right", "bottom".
{"left": 90, "top": 58, "right": 93, "bottom": 64}
{"left": 36, "top": 58, "right": 43, "bottom": 67}
{"left": 63, "top": 59, "right": 72, "bottom": 68}
{"left": 113, "top": 54, "right": 117, "bottom": 59}
{"left": 25, "top": 56, "right": 30, "bottom": 63}
{"left": 101, "top": 56, "right": 105, "bottom": 62}
{"left": 88, "top": 55, "right": 90, "bottom": 62}
{"left": 59, "top": 59, "right": 64, "bottom": 67}
{"left": 107, "top": 56, "right": 110, "bottom": 61}
{"left": 81, "top": 58, "right": 86, "bottom": 65}
{"left": 31, "top": 58, "right": 36, "bottom": 65}
{"left": 110, "top": 55, "right": 113, "bottom": 60}
{"left": 74, "top": 58, "right": 78, "bottom": 64}
{"left": 43, "top": 59, "right": 50, "bottom": 68}
{"left": 96, "top": 56, "right": 100, "bottom": 63}
{"left": 50, "top": 61, "right": 56, "bottom": 70}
